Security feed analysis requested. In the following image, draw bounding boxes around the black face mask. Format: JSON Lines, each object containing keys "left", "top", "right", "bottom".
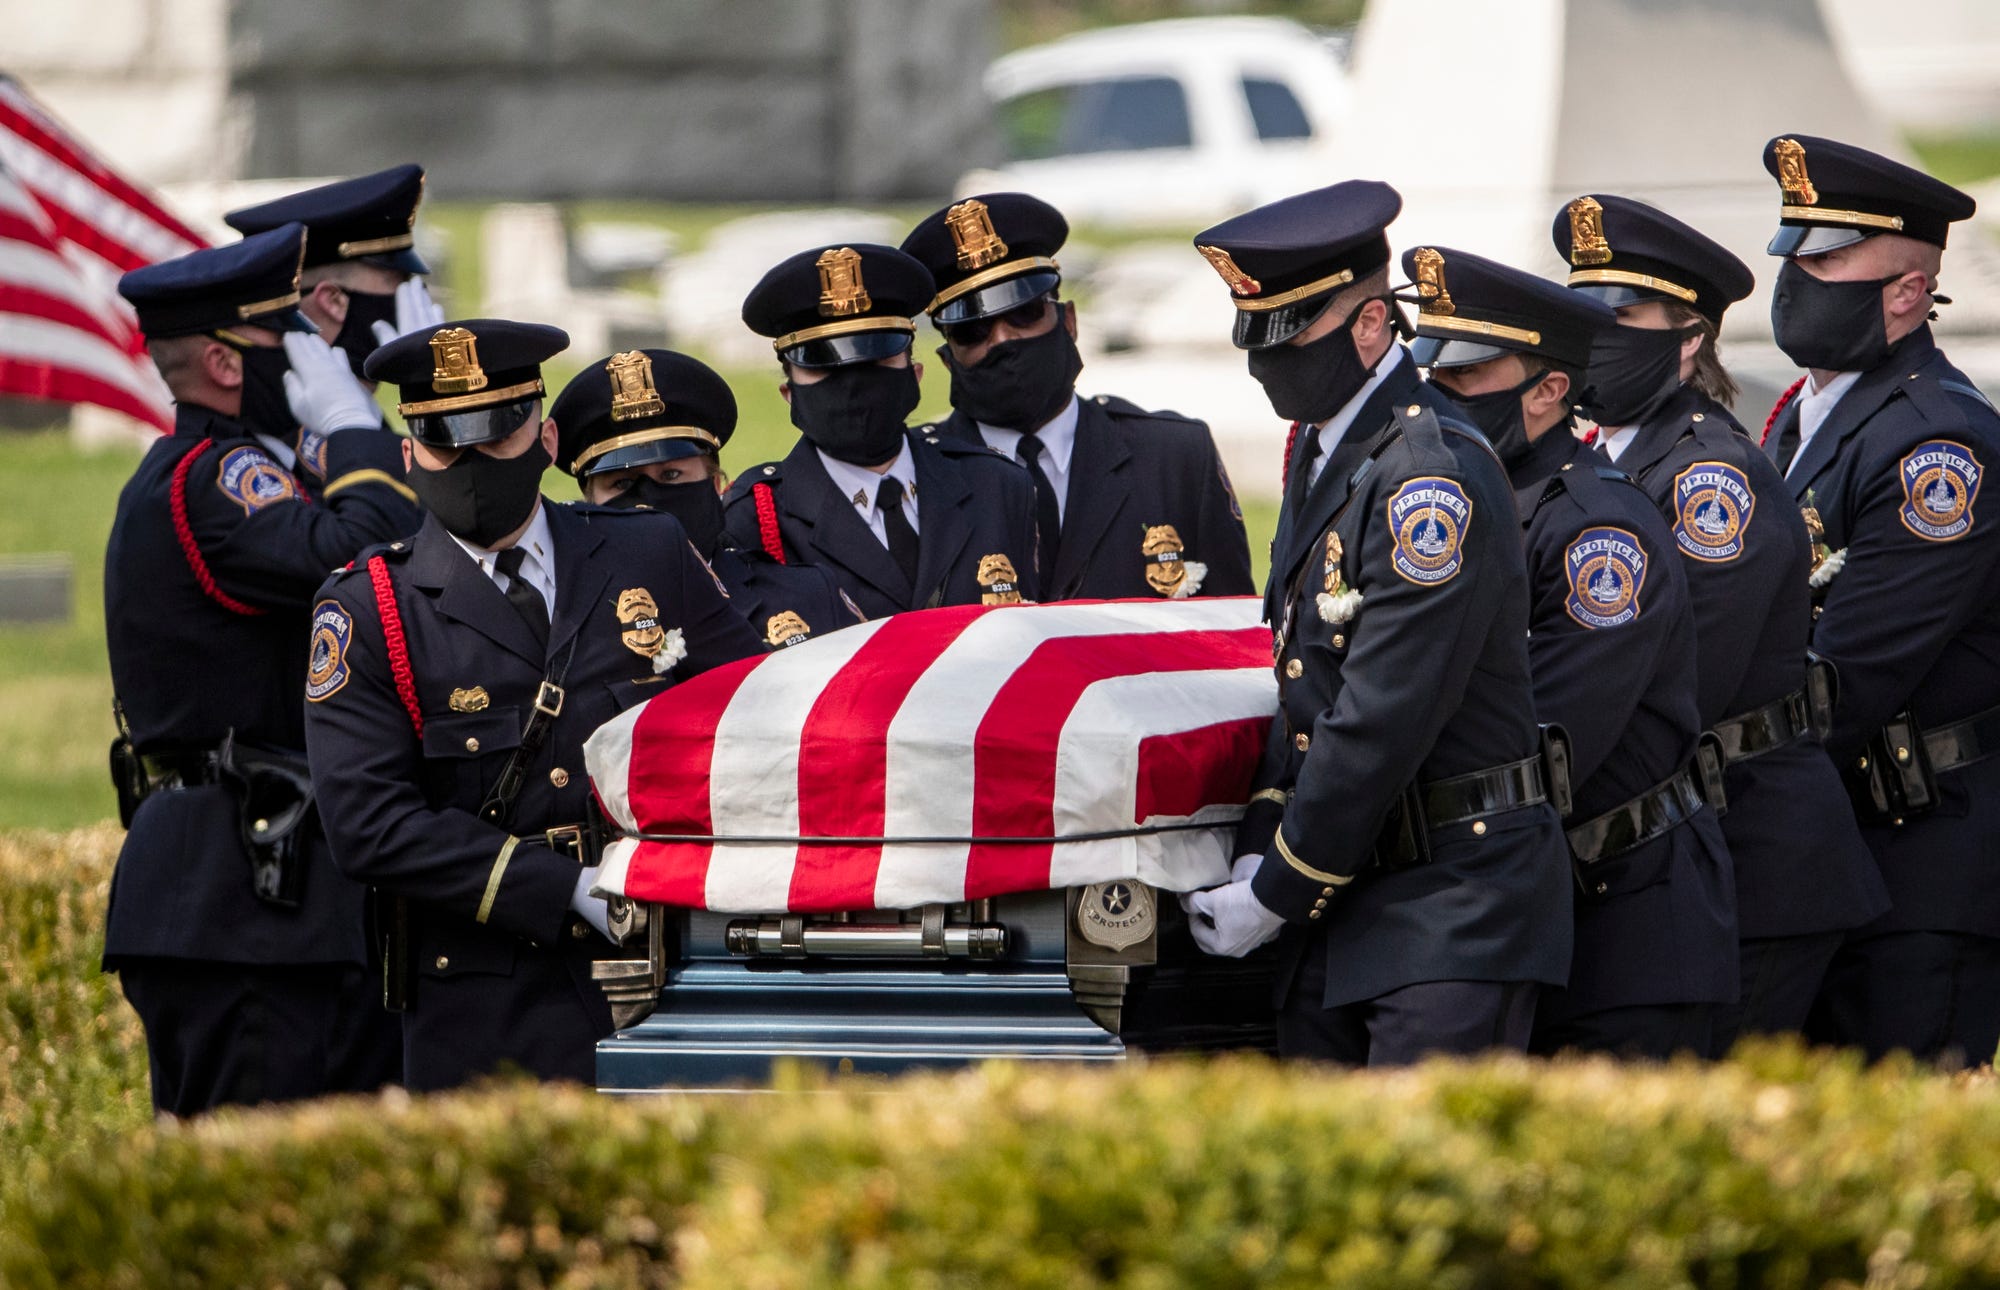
{"left": 604, "top": 475, "right": 726, "bottom": 555}
{"left": 1581, "top": 324, "right": 1697, "bottom": 427}
{"left": 1245, "top": 299, "right": 1384, "bottom": 424}
{"left": 333, "top": 289, "right": 399, "bottom": 381}
{"left": 234, "top": 344, "right": 297, "bottom": 438}
{"left": 1771, "top": 259, "right": 1901, "bottom": 372}
{"left": 1446, "top": 368, "right": 1551, "bottom": 469}
{"left": 787, "top": 363, "right": 920, "bottom": 467}
{"left": 408, "top": 439, "right": 550, "bottom": 548}
{"left": 938, "top": 315, "right": 1084, "bottom": 432}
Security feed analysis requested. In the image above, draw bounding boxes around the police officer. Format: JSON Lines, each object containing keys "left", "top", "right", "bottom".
{"left": 1756, "top": 135, "right": 2000, "bottom": 1065}
{"left": 1553, "top": 194, "right": 1889, "bottom": 1051}
{"left": 224, "top": 165, "right": 438, "bottom": 518}
{"left": 103, "top": 224, "right": 419, "bottom": 1115}
{"left": 304, "top": 319, "right": 764, "bottom": 1091}
{"left": 1179, "top": 183, "right": 1572, "bottom": 1065}
{"left": 899, "top": 193, "right": 1255, "bottom": 601}
{"left": 722, "top": 243, "right": 1040, "bottom": 618}
{"left": 550, "top": 347, "right": 864, "bottom": 647}
{"left": 1414, "top": 245, "right": 1737, "bottom": 1058}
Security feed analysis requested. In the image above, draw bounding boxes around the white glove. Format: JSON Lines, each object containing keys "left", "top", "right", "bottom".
{"left": 370, "top": 277, "right": 446, "bottom": 348}
{"left": 1182, "top": 875, "right": 1286, "bottom": 958}
{"left": 1230, "top": 852, "right": 1263, "bottom": 886}
{"left": 568, "top": 864, "right": 612, "bottom": 941}
{"left": 281, "top": 332, "right": 382, "bottom": 434}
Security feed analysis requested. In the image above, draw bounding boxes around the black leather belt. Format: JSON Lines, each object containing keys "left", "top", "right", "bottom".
{"left": 1922, "top": 705, "right": 2000, "bottom": 776}
{"left": 1566, "top": 767, "right": 1704, "bottom": 865}
{"left": 1422, "top": 755, "right": 1548, "bottom": 826}
{"left": 138, "top": 747, "right": 222, "bottom": 787}
{"left": 1711, "top": 689, "right": 1811, "bottom": 765}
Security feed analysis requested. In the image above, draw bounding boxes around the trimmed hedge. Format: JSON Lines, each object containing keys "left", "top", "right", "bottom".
{"left": 7, "top": 1047, "right": 2000, "bottom": 1289}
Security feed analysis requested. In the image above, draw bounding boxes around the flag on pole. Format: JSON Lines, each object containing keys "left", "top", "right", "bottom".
{"left": 585, "top": 598, "right": 1279, "bottom": 913}
{"left": 0, "top": 75, "right": 207, "bottom": 433}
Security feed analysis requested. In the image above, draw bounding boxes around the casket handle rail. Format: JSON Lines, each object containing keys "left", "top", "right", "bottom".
{"left": 724, "top": 907, "right": 1009, "bottom": 960}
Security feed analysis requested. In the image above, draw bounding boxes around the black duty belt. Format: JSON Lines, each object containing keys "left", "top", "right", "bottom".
{"left": 138, "top": 746, "right": 222, "bottom": 787}
{"left": 1922, "top": 705, "right": 2000, "bottom": 776}
{"left": 1422, "top": 756, "right": 1548, "bottom": 826}
{"left": 1566, "top": 767, "right": 1705, "bottom": 866}
{"left": 1711, "top": 689, "right": 1812, "bottom": 765}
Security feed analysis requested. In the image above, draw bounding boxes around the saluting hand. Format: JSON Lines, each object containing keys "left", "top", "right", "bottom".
{"left": 371, "top": 278, "right": 447, "bottom": 348}
{"left": 282, "top": 332, "right": 383, "bottom": 434}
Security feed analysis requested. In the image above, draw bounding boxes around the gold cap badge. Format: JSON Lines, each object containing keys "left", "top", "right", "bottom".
{"left": 1567, "top": 197, "right": 1613, "bottom": 267}
{"left": 428, "top": 327, "right": 488, "bottom": 395}
{"left": 816, "top": 247, "right": 871, "bottom": 318}
{"left": 1196, "top": 244, "right": 1261, "bottom": 297}
{"left": 1774, "top": 138, "right": 1818, "bottom": 206}
{"left": 605, "top": 351, "right": 665, "bottom": 422}
{"left": 1412, "top": 248, "right": 1453, "bottom": 316}
{"left": 945, "top": 199, "right": 1010, "bottom": 271}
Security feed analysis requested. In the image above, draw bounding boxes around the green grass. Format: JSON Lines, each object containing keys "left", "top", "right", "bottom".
{"left": 1907, "top": 132, "right": 2000, "bottom": 188}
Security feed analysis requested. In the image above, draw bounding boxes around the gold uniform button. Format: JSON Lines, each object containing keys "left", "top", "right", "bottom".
{"left": 1472, "top": 820, "right": 1487, "bottom": 836}
{"left": 1331, "top": 635, "right": 1346, "bottom": 649}
{"left": 1313, "top": 898, "right": 1328, "bottom": 910}
{"left": 1406, "top": 404, "right": 1421, "bottom": 417}
{"left": 762, "top": 465, "right": 776, "bottom": 476}
{"left": 1691, "top": 413, "right": 1705, "bottom": 423}
{"left": 550, "top": 767, "right": 571, "bottom": 788}
{"left": 1308, "top": 909, "right": 1323, "bottom": 920}
{"left": 1320, "top": 886, "right": 1335, "bottom": 897}
{"left": 434, "top": 955, "right": 450, "bottom": 970}
{"left": 1294, "top": 733, "right": 1310, "bottom": 751}
{"left": 1285, "top": 659, "right": 1304, "bottom": 679}
{"left": 1594, "top": 882, "right": 1608, "bottom": 896}
{"left": 464, "top": 737, "right": 480, "bottom": 753}
{"left": 570, "top": 920, "right": 591, "bottom": 939}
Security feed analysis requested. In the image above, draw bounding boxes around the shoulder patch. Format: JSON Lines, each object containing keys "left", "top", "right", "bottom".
{"left": 1671, "top": 461, "right": 1756, "bottom": 563}
{"left": 297, "top": 428, "right": 329, "bottom": 480}
{"left": 1385, "top": 476, "right": 1471, "bottom": 586}
{"left": 1899, "top": 439, "right": 1981, "bottom": 542}
{"left": 1564, "top": 526, "right": 1648, "bottom": 629}
{"left": 305, "top": 599, "right": 353, "bottom": 701}
{"left": 216, "top": 446, "right": 298, "bottom": 514}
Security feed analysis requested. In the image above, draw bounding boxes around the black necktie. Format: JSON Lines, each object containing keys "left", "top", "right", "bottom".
{"left": 876, "top": 475, "right": 921, "bottom": 588}
{"left": 1776, "top": 411, "right": 1803, "bottom": 475}
{"left": 1291, "top": 424, "right": 1324, "bottom": 506}
{"left": 494, "top": 546, "right": 548, "bottom": 652}
{"left": 1015, "top": 431, "right": 1062, "bottom": 589}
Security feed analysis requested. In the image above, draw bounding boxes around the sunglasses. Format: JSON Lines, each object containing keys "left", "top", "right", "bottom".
{"left": 939, "top": 295, "right": 1057, "bottom": 348}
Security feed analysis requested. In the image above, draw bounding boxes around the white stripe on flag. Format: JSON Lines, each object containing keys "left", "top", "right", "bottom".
{"left": 702, "top": 616, "right": 889, "bottom": 910}
{"left": 0, "top": 121, "right": 200, "bottom": 264}
{"left": 0, "top": 239, "right": 137, "bottom": 335}
{"left": 0, "top": 313, "right": 166, "bottom": 404}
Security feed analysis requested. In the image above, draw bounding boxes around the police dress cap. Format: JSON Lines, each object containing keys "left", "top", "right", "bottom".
{"left": 741, "top": 243, "right": 934, "bottom": 368}
{"left": 1762, "top": 135, "right": 1975, "bottom": 257}
{"left": 550, "top": 348, "right": 737, "bottom": 477}
{"left": 1403, "top": 245, "right": 1614, "bottom": 370}
{"left": 224, "top": 164, "right": 429, "bottom": 274}
{"left": 1192, "top": 179, "right": 1402, "bottom": 349}
{"left": 364, "top": 318, "right": 568, "bottom": 448}
{"left": 1552, "top": 194, "right": 1753, "bottom": 328}
{"left": 900, "top": 192, "right": 1066, "bottom": 325}
{"left": 117, "top": 223, "right": 318, "bottom": 340}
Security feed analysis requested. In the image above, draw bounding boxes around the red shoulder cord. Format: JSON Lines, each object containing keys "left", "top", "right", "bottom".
{"left": 169, "top": 439, "right": 264, "bottom": 617}
{"left": 1279, "top": 421, "right": 1301, "bottom": 493}
{"left": 752, "top": 481, "right": 786, "bottom": 564}
{"left": 1762, "top": 376, "right": 1807, "bottom": 447}
{"left": 367, "top": 555, "right": 423, "bottom": 736}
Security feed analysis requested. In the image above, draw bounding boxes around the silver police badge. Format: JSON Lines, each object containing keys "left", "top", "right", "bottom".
{"left": 1077, "top": 880, "right": 1155, "bottom": 950}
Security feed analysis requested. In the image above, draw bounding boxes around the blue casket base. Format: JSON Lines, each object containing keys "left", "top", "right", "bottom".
{"left": 596, "top": 961, "right": 1126, "bottom": 1091}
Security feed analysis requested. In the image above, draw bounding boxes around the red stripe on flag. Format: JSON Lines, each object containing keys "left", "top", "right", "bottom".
{"left": 1133, "top": 716, "right": 1267, "bottom": 822}
{"left": 0, "top": 361, "right": 171, "bottom": 432}
{"left": 617, "top": 655, "right": 762, "bottom": 907}
{"left": 788, "top": 605, "right": 986, "bottom": 909}
{"left": 0, "top": 84, "right": 205, "bottom": 260}
{"left": 0, "top": 282, "right": 136, "bottom": 351}
{"left": 963, "top": 625, "right": 1272, "bottom": 897}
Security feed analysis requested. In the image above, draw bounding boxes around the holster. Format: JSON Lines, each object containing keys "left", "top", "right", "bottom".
{"left": 1694, "top": 732, "right": 1729, "bottom": 817}
{"left": 378, "top": 888, "right": 411, "bottom": 1013}
{"left": 1539, "top": 723, "right": 1574, "bottom": 819}
{"left": 214, "top": 732, "right": 315, "bottom": 909}
{"left": 1847, "top": 710, "right": 1938, "bottom": 824}
{"left": 109, "top": 735, "right": 146, "bottom": 829}
{"left": 1804, "top": 651, "right": 1838, "bottom": 741}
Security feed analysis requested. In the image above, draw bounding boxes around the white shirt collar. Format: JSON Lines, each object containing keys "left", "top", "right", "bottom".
{"left": 1598, "top": 424, "right": 1640, "bottom": 463}
{"left": 1789, "top": 370, "right": 1864, "bottom": 476}
{"left": 975, "top": 394, "right": 1080, "bottom": 522}
{"left": 253, "top": 432, "right": 297, "bottom": 471}
{"left": 1306, "top": 343, "right": 1405, "bottom": 488}
{"left": 450, "top": 500, "right": 557, "bottom": 609}
{"left": 819, "top": 437, "right": 919, "bottom": 531}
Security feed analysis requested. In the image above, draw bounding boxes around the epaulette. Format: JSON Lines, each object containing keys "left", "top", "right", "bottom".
{"left": 1087, "top": 392, "right": 1204, "bottom": 427}
{"left": 926, "top": 431, "right": 1006, "bottom": 458}
{"left": 1387, "top": 396, "right": 1457, "bottom": 472}
{"left": 1906, "top": 369, "right": 1997, "bottom": 426}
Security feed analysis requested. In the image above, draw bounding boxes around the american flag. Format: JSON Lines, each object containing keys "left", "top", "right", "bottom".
{"left": 585, "top": 598, "right": 1279, "bottom": 913}
{"left": 0, "top": 75, "right": 205, "bottom": 433}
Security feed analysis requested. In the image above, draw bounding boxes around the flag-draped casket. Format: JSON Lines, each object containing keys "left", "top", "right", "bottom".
{"left": 584, "top": 597, "right": 1279, "bottom": 913}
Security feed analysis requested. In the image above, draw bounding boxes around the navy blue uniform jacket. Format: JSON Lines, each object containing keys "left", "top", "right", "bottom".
{"left": 102, "top": 404, "right": 417, "bottom": 968}
{"left": 708, "top": 544, "right": 865, "bottom": 646}
{"left": 722, "top": 429, "right": 1040, "bottom": 620}
{"left": 1610, "top": 385, "right": 1886, "bottom": 940}
{"left": 1235, "top": 354, "right": 1573, "bottom": 1009}
{"left": 1767, "top": 326, "right": 2000, "bottom": 937}
{"left": 302, "top": 502, "right": 762, "bottom": 1089}
{"left": 932, "top": 394, "right": 1256, "bottom": 601}
{"left": 1512, "top": 426, "right": 1736, "bottom": 1016}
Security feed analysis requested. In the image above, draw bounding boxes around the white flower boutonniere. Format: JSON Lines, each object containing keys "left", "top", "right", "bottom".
{"left": 1316, "top": 588, "right": 1363, "bottom": 625}
{"left": 653, "top": 627, "right": 689, "bottom": 675}
{"left": 1809, "top": 549, "right": 1847, "bottom": 588}
{"left": 1171, "top": 560, "right": 1208, "bottom": 599}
